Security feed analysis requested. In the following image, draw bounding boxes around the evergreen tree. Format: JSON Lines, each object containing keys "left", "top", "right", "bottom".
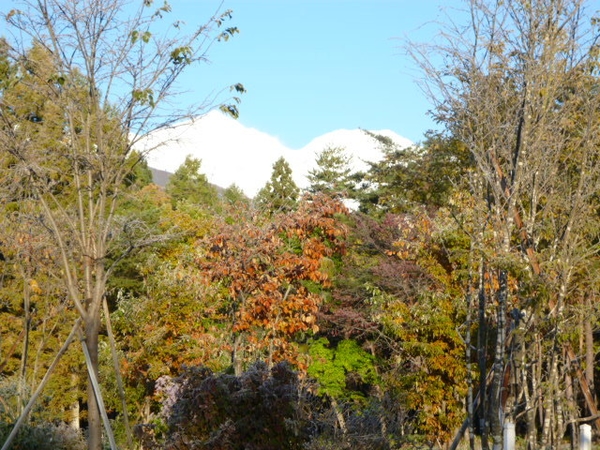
{"left": 354, "top": 132, "right": 471, "bottom": 215}
{"left": 0, "top": 38, "right": 15, "bottom": 93}
{"left": 255, "top": 157, "right": 299, "bottom": 213}
{"left": 223, "top": 183, "right": 249, "bottom": 206}
{"left": 124, "top": 152, "right": 153, "bottom": 188}
{"left": 307, "top": 146, "right": 354, "bottom": 197}
{"left": 165, "top": 155, "right": 218, "bottom": 208}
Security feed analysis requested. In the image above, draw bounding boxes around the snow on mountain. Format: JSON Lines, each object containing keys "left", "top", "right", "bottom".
{"left": 286, "top": 128, "right": 412, "bottom": 187}
{"left": 140, "top": 110, "right": 412, "bottom": 197}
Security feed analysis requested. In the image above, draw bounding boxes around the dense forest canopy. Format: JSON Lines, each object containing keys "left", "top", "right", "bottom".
{"left": 1, "top": 1, "right": 600, "bottom": 450}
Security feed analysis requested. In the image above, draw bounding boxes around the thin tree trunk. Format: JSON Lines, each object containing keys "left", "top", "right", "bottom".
{"left": 70, "top": 373, "right": 80, "bottom": 430}
{"left": 232, "top": 332, "right": 244, "bottom": 376}
{"left": 466, "top": 261, "right": 475, "bottom": 450}
{"left": 541, "top": 349, "right": 558, "bottom": 448}
{"left": 17, "top": 278, "right": 31, "bottom": 416}
{"left": 489, "top": 270, "right": 508, "bottom": 450}
{"left": 80, "top": 326, "right": 117, "bottom": 450}
{"left": 524, "top": 333, "right": 537, "bottom": 450}
{"left": 85, "top": 314, "right": 102, "bottom": 450}
{"left": 565, "top": 370, "right": 575, "bottom": 450}
{"left": 478, "top": 261, "right": 489, "bottom": 450}
{"left": 330, "top": 396, "right": 348, "bottom": 437}
{"left": 584, "top": 295, "right": 595, "bottom": 408}
{"left": 555, "top": 361, "right": 565, "bottom": 446}
{"left": 30, "top": 319, "right": 46, "bottom": 393}
{"left": 83, "top": 255, "right": 108, "bottom": 450}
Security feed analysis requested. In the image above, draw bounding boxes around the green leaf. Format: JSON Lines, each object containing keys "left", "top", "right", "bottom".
{"left": 170, "top": 46, "right": 192, "bottom": 65}
{"left": 218, "top": 27, "right": 239, "bottom": 42}
{"left": 216, "top": 9, "right": 234, "bottom": 27}
{"left": 132, "top": 88, "right": 155, "bottom": 106}
{"left": 230, "top": 82, "right": 246, "bottom": 94}
{"left": 219, "top": 104, "right": 239, "bottom": 119}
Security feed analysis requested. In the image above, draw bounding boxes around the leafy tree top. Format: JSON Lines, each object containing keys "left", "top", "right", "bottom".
{"left": 353, "top": 132, "right": 471, "bottom": 215}
{"left": 199, "top": 193, "right": 349, "bottom": 369}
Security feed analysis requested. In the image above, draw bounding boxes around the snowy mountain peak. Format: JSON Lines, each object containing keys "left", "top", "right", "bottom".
{"left": 140, "top": 110, "right": 412, "bottom": 197}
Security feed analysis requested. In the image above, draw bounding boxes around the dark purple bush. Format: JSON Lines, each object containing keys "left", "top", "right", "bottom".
{"left": 150, "top": 362, "right": 308, "bottom": 450}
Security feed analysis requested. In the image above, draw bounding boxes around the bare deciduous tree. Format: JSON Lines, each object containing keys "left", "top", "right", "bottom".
{"left": 412, "top": 0, "right": 600, "bottom": 448}
{"left": 0, "top": 1, "right": 242, "bottom": 448}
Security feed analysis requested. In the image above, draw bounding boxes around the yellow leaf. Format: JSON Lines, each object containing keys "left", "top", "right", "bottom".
{"left": 29, "top": 279, "right": 42, "bottom": 295}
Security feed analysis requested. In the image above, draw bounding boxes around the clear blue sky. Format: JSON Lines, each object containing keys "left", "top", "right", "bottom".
{"left": 0, "top": 0, "right": 463, "bottom": 148}
{"left": 171, "top": 0, "right": 463, "bottom": 148}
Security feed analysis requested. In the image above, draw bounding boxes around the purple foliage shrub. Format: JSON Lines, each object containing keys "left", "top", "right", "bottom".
{"left": 144, "top": 362, "right": 308, "bottom": 450}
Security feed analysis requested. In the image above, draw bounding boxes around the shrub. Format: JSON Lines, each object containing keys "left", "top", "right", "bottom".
{"left": 0, "top": 422, "right": 86, "bottom": 450}
{"left": 145, "top": 362, "right": 309, "bottom": 450}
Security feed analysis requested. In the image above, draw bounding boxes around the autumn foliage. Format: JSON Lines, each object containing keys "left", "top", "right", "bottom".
{"left": 199, "top": 194, "right": 348, "bottom": 370}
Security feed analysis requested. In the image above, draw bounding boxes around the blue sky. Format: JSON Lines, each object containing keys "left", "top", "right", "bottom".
{"left": 0, "top": 0, "right": 463, "bottom": 148}
{"left": 172, "top": 0, "right": 462, "bottom": 148}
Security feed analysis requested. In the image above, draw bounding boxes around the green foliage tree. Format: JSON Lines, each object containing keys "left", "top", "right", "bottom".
{"left": 0, "top": 38, "right": 15, "bottom": 92}
{"left": 199, "top": 194, "right": 348, "bottom": 374}
{"left": 0, "top": 43, "right": 88, "bottom": 430}
{"left": 222, "top": 183, "right": 248, "bottom": 206}
{"left": 307, "top": 146, "right": 354, "bottom": 197}
{"left": 124, "top": 151, "right": 154, "bottom": 189}
{"left": 308, "top": 338, "right": 378, "bottom": 401}
{"left": 255, "top": 157, "right": 299, "bottom": 213}
{"left": 110, "top": 182, "right": 225, "bottom": 426}
{"left": 320, "top": 206, "right": 469, "bottom": 446}
{"left": 354, "top": 132, "right": 471, "bottom": 215}
{"left": 165, "top": 155, "right": 218, "bottom": 208}
{"left": 375, "top": 209, "right": 469, "bottom": 445}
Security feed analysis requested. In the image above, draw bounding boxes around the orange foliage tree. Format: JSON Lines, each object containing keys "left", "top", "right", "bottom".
{"left": 199, "top": 194, "right": 348, "bottom": 373}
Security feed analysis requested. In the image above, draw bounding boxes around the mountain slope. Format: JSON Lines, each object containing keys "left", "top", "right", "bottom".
{"left": 139, "top": 110, "right": 412, "bottom": 197}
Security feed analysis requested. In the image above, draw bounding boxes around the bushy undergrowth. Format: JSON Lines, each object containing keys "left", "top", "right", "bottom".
{"left": 136, "top": 361, "right": 400, "bottom": 450}
{"left": 0, "top": 422, "right": 86, "bottom": 450}
{"left": 137, "top": 361, "right": 307, "bottom": 449}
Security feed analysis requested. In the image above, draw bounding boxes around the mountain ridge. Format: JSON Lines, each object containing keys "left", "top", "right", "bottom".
{"left": 139, "top": 110, "right": 412, "bottom": 197}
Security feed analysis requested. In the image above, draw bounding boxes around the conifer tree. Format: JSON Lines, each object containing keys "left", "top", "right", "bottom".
{"left": 255, "top": 157, "right": 299, "bottom": 213}
{"left": 223, "top": 183, "right": 248, "bottom": 206}
{"left": 165, "top": 155, "right": 218, "bottom": 208}
{"left": 355, "top": 133, "right": 470, "bottom": 215}
{"left": 307, "top": 146, "right": 354, "bottom": 197}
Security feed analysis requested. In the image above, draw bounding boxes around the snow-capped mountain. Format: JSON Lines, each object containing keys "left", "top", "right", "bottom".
{"left": 139, "top": 110, "right": 412, "bottom": 197}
